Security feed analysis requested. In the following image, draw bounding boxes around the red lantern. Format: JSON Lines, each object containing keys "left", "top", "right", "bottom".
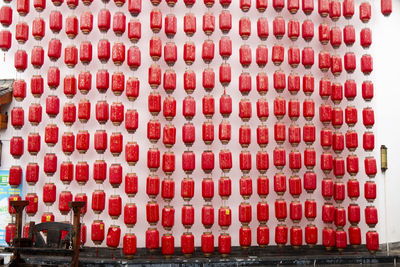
{"left": 202, "top": 205, "right": 214, "bottom": 229}
{"left": 361, "top": 54, "right": 373, "bottom": 75}
{"left": 125, "top": 173, "right": 138, "bottom": 197}
{"left": 75, "top": 161, "right": 89, "bottom": 185}
{"left": 80, "top": 11, "right": 93, "bottom": 34}
{"left": 202, "top": 69, "right": 215, "bottom": 93}
{"left": 335, "top": 229, "right": 347, "bottom": 251}
{"left": 348, "top": 204, "right": 360, "bottom": 225}
{"left": 64, "top": 45, "right": 79, "bottom": 69}
{"left": 349, "top": 226, "right": 361, "bottom": 247}
{"left": 183, "top": 122, "right": 196, "bottom": 146}
{"left": 49, "top": 11, "right": 62, "bottom": 34}
{"left": 257, "top": 226, "right": 269, "bottom": 247}
{"left": 202, "top": 178, "right": 214, "bottom": 201}
{"left": 25, "top": 163, "right": 39, "bottom": 185}
{"left": 256, "top": 151, "right": 269, "bottom": 174}
{"left": 302, "top": 20, "right": 314, "bottom": 42}
{"left": 288, "top": 46, "right": 300, "bottom": 68}
{"left": 219, "top": 149, "right": 232, "bottom": 172}
{"left": 98, "top": 39, "right": 111, "bottom": 63}
{"left": 359, "top": 2, "right": 371, "bottom": 23}
{"left": 0, "top": 7, "right": 12, "bottom": 27}
{"left": 59, "top": 191, "right": 73, "bottom": 215}
{"left": 106, "top": 226, "right": 121, "bottom": 248}
{"left": 128, "top": 19, "right": 141, "bottom": 42}
{"left": 366, "top": 231, "right": 379, "bottom": 253}
{"left": 382, "top": 0, "right": 392, "bottom": 16}
{"left": 147, "top": 148, "right": 160, "bottom": 172}
{"left": 334, "top": 207, "right": 346, "bottom": 228}
{"left": 8, "top": 195, "right": 21, "bottom": 215}
{"left": 365, "top": 206, "right": 378, "bottom": 228}
{"left": 11, "top": 107, "right": 24, "bottom": 129}
{"left": 108, "top": 195, "right": 122, "bottom": 219}
{"left": 146, "top": 175, "right": 160, "bottom": 199}
{"left": 304, "top": 171, "right": 316, "bottom": 193}
{"left": 146, "top": 201, "right": 159, "bottom": 225}
{"left": 150, "top": 9, "right": 162, "bottom": 33}
{"left": 109, "top": 163, "right": 123, "bottom": 188}
{"left": 219, "top": 176, "right": 231, "bottom": 199}
{"left": 14, "top": 50, "right": 28, "bottom": 72}
{"left": 161, "top": 233, "right": 174, "bottom": 257}
{"left": 112, "top": 42, "right": 126, "bottom": 66}
{"left": 76, "top": 130, "right": 90, "bottom": 154}
{"left": 257, "top": 201, "right": 269, "bottom": 224}
{"left": 273, "top": 147, "right": 286, "bottom": 169}
{"left": 25, "top": 193, "right": 38, "bottom": 216}
{"left": 274, "top": 96, "right": 286, "bottom": 119}
{"left": 65, "top": 16, "right": 78, "bottom": 39}
{"left": 181, "top": 177, "right": 194, "bottom": 201}
{"left": 239, "top": 125, "right": 251, "bottom": 148}
{"left": 220, "top": 94, "right": 232, "bottom": 117}
{"left": 31, "top": 46, "right": 44, "bottom": 68}
{"left": 32, "top": 18, "right": 45, "bottom": 40}
{"left": 239, "top": 227, "right": 251, "bottom": 249}
{"left": 0, "top": 30, "right": 11, "bottom": 51}
{"left": 257, "top": 176, "right": 269, "bottom": 198}
{"left": 125, "top": 142, "right": 139, "bottom": 166}
{"left": 288, "top": 19, "right": 299, "bottom": 41}
{"left": 9, "top": 166, "right": 22, "bottom": 188}
{"left": 257, "top": 18, "right": 269, "bottom": 40}
{"left": 290, "top": 226, "right": 302, "bottom": 248}
{"left": 161, "top": 178, "right": 174, "bottom": 201}
{"left": 272, "top": 45, "right": 284, "bottom": 66}
{"left": 184, "top": 13, "right": 196, "bottom": 37}
{"left": 256, "top": 45, "right": 268, "bottom": 68}
{"left": 60, "top": 161, "right": 73, "bottom": 184}
{"left": 93, "top": 161, "right": 107, "bottom": 184}
{"left": 91, "top": 220, "right": 105, "bottom": 245}
{"left": 275, "top": 199, "right": 287, "bottom": 221}
{"left": 161, "top": 205, "right": 175, "bottom": 230}
{"left": 124, "top": 203, "right": 137, "bottom": 228}
{"left": 113, "top": 12, "right": 126, "bottom": 36}
{"left": 92, "top": 190, "right": 106, "bottom": 214}
{"left": 123, "top": 233, "right": 137, "bottom": 258}
{"left": 111, "top": 72, "right": 125, "bottom": 96}
{"left": 202, "top": 233, "right": 214, "bottom": 256}
{"left": 304, "top": 224, "right": 317, "bottom": 247}
{"left": 5, "top": 223, "right": 15, "bottom": 245}
{"left": 182, "top": 205, "right": 195, "bottom": 229}
{"left": 238, "top": 202, "right": 252, "bottom": 226}
{"left": 322, "top": 203, "right": 335, "bottom": 224}
{"left": 74, "top": 193, "right": 87, "bottom": 216}
{"left": 43, "top": 153, "right": 57, "bottom": 176}
{"left": 275, "top": 224, "right": 288, "bottom": 247}
{"left": 218, "top": 206, "right": 232, "bottom": 230}
{"left": 162, "top": 151, "right": 175, "bottom": 175}
{"left": 305, "top": 199, "right": 316, "bottom": 221}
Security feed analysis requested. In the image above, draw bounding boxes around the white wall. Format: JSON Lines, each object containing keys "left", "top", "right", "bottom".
{"left": 0, "top": 0, "right": 400, "bottom": 248}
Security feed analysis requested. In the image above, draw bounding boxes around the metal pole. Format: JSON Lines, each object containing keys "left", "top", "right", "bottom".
{"left": 381, "top": 145, "right": 389, "bottom": 255}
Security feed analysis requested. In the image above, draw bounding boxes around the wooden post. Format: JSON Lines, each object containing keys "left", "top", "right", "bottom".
{"left": 9, "top": 200, "right": 29, "bottom": 263}
{"left": 69, "top": 201, "right": 85, "bottom": 267}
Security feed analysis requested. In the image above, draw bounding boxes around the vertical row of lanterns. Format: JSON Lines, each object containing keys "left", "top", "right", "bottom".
{"left": 146, "top": 0, "right": 162, "bottom": 253}
{"left": 301, "top": 0, "right": 318, "bottom": 248}
{"left": 255, "top": 0, "right": 269, "bottom": 249}
{"left": 7, "top": 0, "right": 27, "bottom": 244}
{"left": 160, "top": 0, "right": 177, "bottom": 257}
{"left": 180, "top": 0, "right": 196, "bottom": 257}
{"left": 200, "top": 0, "right": 215, "bottom": 256}
{"left": 271, "top": 0, "right": 287, "bottom": 247}
{"left": 123, "top": 0, "right": 141, "bottom": 257}
{"left": 359, "top": 0, "right": 379, "bottom": 254}
{"left": 287, "top": 0, "right": 303, "bottom": 249}
{"left": 92, "top": 0, "right": 109, "bottom": 250}
{"left": 238, "top": 0, "right": 252, "bottom": 250}
{"left": 218, "top": 0, "right": 232, "bottom": 256}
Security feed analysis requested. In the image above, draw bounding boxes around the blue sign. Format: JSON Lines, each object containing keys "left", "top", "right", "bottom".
{"left": 0, "top": 170, "right": 22, "bottom": 247}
